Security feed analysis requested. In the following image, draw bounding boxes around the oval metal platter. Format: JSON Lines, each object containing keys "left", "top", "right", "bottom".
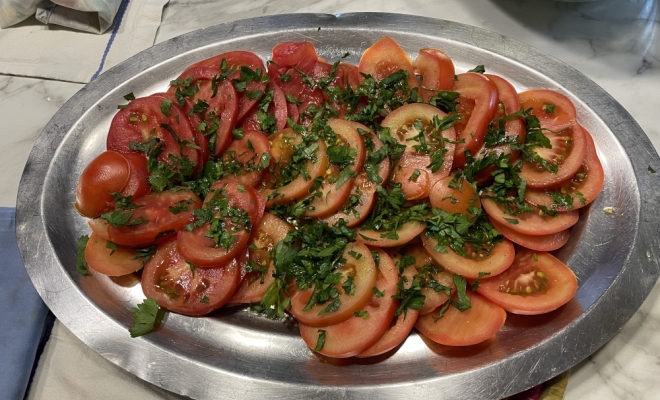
{"left": 16, "top": 13, "right": 660, "bottom": 399}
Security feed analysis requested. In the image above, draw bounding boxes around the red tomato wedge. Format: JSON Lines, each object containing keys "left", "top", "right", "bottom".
{"left": 429, "top": 174, "right": 481, "bottom": 216}
{"left": 381, "top": 103, "right": 457, "bottom": 200}
{"left": 119, "top": 153, "right": 150, "bottom": 201}
{"left": 359, "top": 36, "right": 419, "bottom": 90}
{"left": 421, "top": 235, "right": 515, "bottom": 279}
{"left": 141, "top": 238, "right": 241, "bottom": 316}
{"left": 219, "top": 129, "right": 272, "bottom": 187}
{"left": 75, "top": 151, "right": 131, "bottom": 218}
{"left": 299, "top": 248, "right": 398, "bottom": 358}
{"left": 289, "top": 242, "right": 378, "bottom": 327}
{"left": 323, "top": 126, "right": 390, "bottom": 227}
{"left": 413, "top": 48, "right": 456, "bottom": 101}
{"left": 415, "top": 291, "right": 506, "bottom": 346}
{"left": 84, "top": 232, "right": 145, "bottom": 276}
{"left": 177, "top": 180, "right": 258, "bottom": 267}
{"left": 518, "top": 89, "right": 577, "bottom": 131}
{"left": 304, "top": 119, "right": 366, "bottom": 218}
{"left": 168, "top": 67, "right": 239, "bottom": 156}
{"left": 477, "top": 249, "right": 578, "bottom": 315}
{"left": 357, "top": 221, "right": 427, "bottom": 248}
{"left": 88, "top": 189, "right": 202, "bottom": 246}
{"left": 524, "top": 127, "right": 604, "bottom": 211}
{"left": 107, "top": 94, "right": 201, "bottom": 173}
{"left": 490, "top": 218, "right": 571, "bottom": 252}
{"left": 260, "top": 128, "right": 329, "bottom": 207}
{"left": 179, "top": 50, "right": 267, "bottom": 122}
{"left": 451, "top": 73, "right": 499, "bottom": 168}
{"left": 481, "top": 197, "right": 579, "bottom": 236}
{"left": 228, "top": 213, "right": 292, "bottom": 304}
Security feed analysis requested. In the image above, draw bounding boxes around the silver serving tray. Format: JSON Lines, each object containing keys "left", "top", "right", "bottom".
{"left": 16, "top": 13, "right": 660, "bottom": 399}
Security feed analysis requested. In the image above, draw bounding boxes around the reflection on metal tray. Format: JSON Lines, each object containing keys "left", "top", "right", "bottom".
{"left": 15, "top": 13, "right": 660, "bottom": 400}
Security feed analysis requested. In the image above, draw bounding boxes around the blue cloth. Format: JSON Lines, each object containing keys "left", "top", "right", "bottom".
{"left": 0, "top": 207, "right": 50, "bottom": 399}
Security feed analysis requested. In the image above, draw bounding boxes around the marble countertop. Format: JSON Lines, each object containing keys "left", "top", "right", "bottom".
{"left": 2, "top": 0, "right": 659, "bottom": 398}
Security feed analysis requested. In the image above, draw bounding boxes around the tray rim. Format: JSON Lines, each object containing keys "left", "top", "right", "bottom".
{"left": 15, "top": 12, "right": 660, "bottom": 399}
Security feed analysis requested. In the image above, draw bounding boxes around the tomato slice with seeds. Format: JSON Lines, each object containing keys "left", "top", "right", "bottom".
{"left": 220, "top": 129, "right": 272, "bottom": 187}
{"left": 289, "top": 241, "right": 378, "bottom": 328}
{"left": 141, "top": 238, "right": 241, "bottom": 316}
{"left": 88, "top": 189, "right": 202, "bottom": 246}
{"left": 177, "top": 180, "right": 257, "bottom": 267}
{"left": 107, "top": 94, "right": 200, "bottom": 172}
{"left": 228, "top": 213, "right": 293, "bottom": 304}
{"left": 415, "top": 291, "right": 506, "bottom": 346}
{"left": 85, "top": 232, "right": 145, "bottom": 276}
{"left": 421, "top": 234, "right": 515, "bottom": 279}
{"left": 490, "top": 218, "right": 571, "bottom": 252}
{"left": 477, "top": 249, "right": 578, "bottom": 315}
{"left": 451, "top": 73, "right": 499, "bottom": 169}
{"left": 75, "top": 151, "right": 131, "bottom": 218}
{"left": 304, "top": 118, "right": 366, "bottom": 218}
{"left": 524, "top": 127, "right": 604, "bottom": 211}
{"left": 413, "top": 48, "right": 455, "bottom": 102}
{"left": 381, "top": 103, "right": 457, "bottom": 200}
{"left": 299, "top": 247, "right": 398, "bottom": 358}
{"left": 429, "top": 174, "right": 481, "bottom": 216}
{"left": 481, "top": 197, "right": 579, "bottom": 236}
{"left": 358, "top": 36, "right": 419, "bottom": 90}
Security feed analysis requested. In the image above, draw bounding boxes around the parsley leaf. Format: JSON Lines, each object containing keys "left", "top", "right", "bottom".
{"left": 129, "top": 298, "right": 164, "bottom": 337}
{"left": 76, "top": 235, "right": 89, "bottom": 275}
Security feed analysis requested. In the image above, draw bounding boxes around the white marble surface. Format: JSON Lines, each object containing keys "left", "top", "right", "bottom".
{"left": 2, "top": 0, "right": 659, "bottom": 398}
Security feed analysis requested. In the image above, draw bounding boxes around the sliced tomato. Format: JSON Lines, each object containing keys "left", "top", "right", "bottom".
{"left": 299, "top": 248, "right": 398, "bottom": 358}
{"left": 357, "top": 221, "right": 427, "bottom": 248}
{"left": 451, "top": 73, "right": 499, "bottom": 168}
{"left": 413, "top": 48, "right": 455, "bottom": 102}
{"left": 220, "top": 129, "right": 272, "bottom": 187}
{"left": 421, "top": 235, "right": 515, "bottom": 279}
{"left": 84, "top": 232, "right": 144, "bottom": 276}
{"left": 260, "top": 128, "right": 329, "bottom": 207}
{"left": 240, "top": 81, "right": 289, "bottom": 134}
{"left": 524, "top": 127, "right": 604, "bottom": 211}
{"left": 490, "top": 218, "right": 570, "bottom": 252}
{"left": 323, "top": 126, "right": 390, "bottom": 227}
{"left": 358, "top": 36, "right": 419, "bottom": 90}
{"left": 304, "top": 119, "right": 366, "bottom": 218}
{"left": 481, "top": 197, "right": 579, "bottom": 236}
{"left": 310, "top": 60, "right": 360, "bottom": 116}
{"left": 415, "top": 291, "right": 506, "bottom": 346}
{"left": 270, "top": 41, "right": 318, "bottom": 75}
{"left": 381, "top": 103, "right": 457, "bottom": 200}
{"left": 228, "top": 213, "right": 293, "bottom": 304}
{"left": 75, "top": 151, "right": 131, "bottom": 218}
{"left": 289, "top": 242, "right": 378, "bottom": 327}
{"left": 429, "top": 174, "right": 481, "bottom": 216}
{"left": 107, "top": 94, "right": 200, "bottom": 171}
{"left": 119, "top": 153, "right": 150, "bottom": 201}
{"left": 141, "top": 238, "right": 241, "bottom": 315}
{"left": 518, "top": 89, "right": 577, "bottom": 131}
{"left": 88, "top": 189, "right": 202, "bottom": 246}
{"left": 357, "top": 308, "right": 419, "bottom": 358}
{"left": 477, "top": 249, "right": 578, "bottom": 315}
{"left": 396, "top": 244, "right": 455, "bottom": 315}
{"left": 177, "top": 180, "right": 256, "bottom": 267}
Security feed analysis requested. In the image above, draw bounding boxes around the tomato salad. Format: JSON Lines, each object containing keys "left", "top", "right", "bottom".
{"left": 74, "top": 37, "right": 604, "bottom": 357}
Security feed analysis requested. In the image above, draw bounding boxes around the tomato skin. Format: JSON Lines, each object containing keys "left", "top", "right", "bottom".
{"left": 141, "top": 239, "right": 241, "bottom": 316}
{"left": 118, "top": 153, "right": 150, "bottom": 201}
{"left": 421, "top": 235, "right": 515, "bottom": 279}
{"left": 357, "top": 221, "right": 427, "bottom": 248}
{"left": 240, "top": 81, "right": 289, "bottom": 133}
{"left": 75, "top": 151, "right": 130, "bottom": 218}
{"left": 524, "top": 127, "right": 604, "bottom": 211}
{"left": 220, "top": 129, "right": 272, "bottom": 187}
{"left": 289, "top": 242, "right": 378, "bottom": 328}
{"left": 490, "top": 218, "right": 570, "bottom": 252}
{"left": 452, "top": 73, "right": 499, "bottom": 168}
{"left": 299, "top": 248, "right": 398, "bottom": 358}
{"left": 413, "top": 48, "right": 455, "bottom": 101}
{"left": 415, "top": 291, "right": 506, "bottom": 346}
{"left": 85, "top": 233, "right": 144, "bottom": 276}
{"left": 481, "top": 197, "right": 579, "bottom": 236}
{"left": 357, "top": 308, "right": 419, "bottom": 358}
{"left": 89, "top": 189, "right": 202, "bottom": 246}
{"left": 359, "top": 36, "right": 419, "bottom": 90}
{"left": 477, "top": 249, "right": 578, "bottom": 315}
{"left": 270, "top": 41, "right": 318, "bottom": 74}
